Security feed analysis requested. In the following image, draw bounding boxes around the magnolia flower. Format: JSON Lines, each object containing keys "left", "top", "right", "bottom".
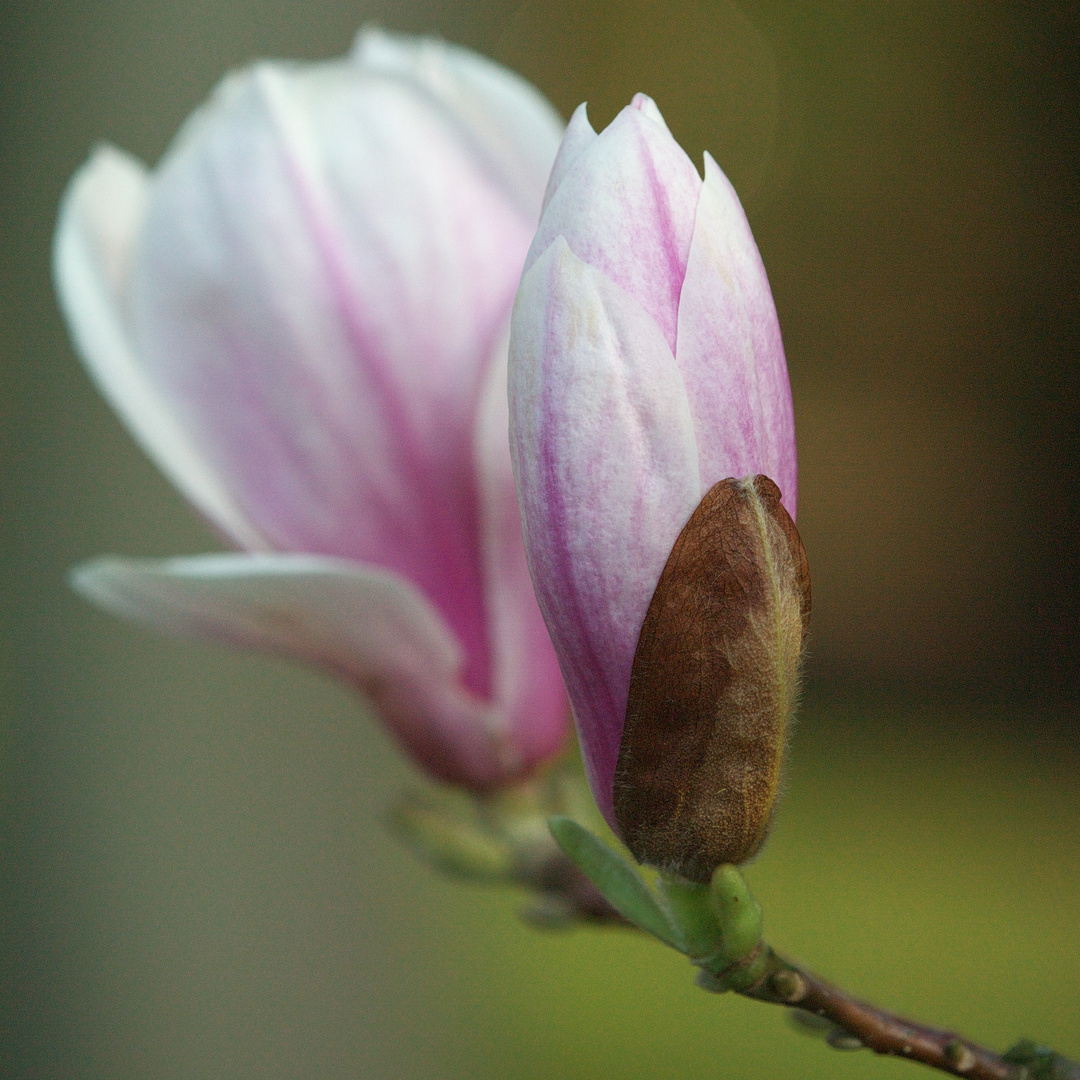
{"left": 55, "top": 29, "right": 571, "bottom": 791}
{"left": 509, "top": 95, "right": 804, "bottom": 879}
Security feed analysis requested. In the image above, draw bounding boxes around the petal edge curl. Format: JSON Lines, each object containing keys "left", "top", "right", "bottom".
{"left": 72, "top": 552, "right": 517, "bottom": 789}
{"left": 53, "top": 145, "right": 265, "bottom": 548}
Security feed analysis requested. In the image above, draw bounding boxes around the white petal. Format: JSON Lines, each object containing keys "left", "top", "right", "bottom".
{"left": 627, "top": 92, "right": 672, "bottom": 134}
{"left": 524, "top": 100, "right": 702, "bottom": 354}
{"left": 71, "top": 553, "right": 515, "bottom": 788}
{"left": 351, "top": 27, "right": 563, "bottom": 222}
{"left": 675, "top": 152, "right": 797, "bottom": 514}
{"left": 127, "top": 61, "right": 535, "bottom": 686}
{"left": 53, "top": 145, "right": 265, "bottom": 549}
{"left": 540, "top": 103, "right": 597, "bottom": 213}
{"left": 473, "top": 324, "right": 569, "bottom": 772}
{"left": 509, "top": 237, "right": 700, "bottom": 827}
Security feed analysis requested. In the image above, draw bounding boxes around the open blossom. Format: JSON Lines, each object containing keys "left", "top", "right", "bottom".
{"left": 55, "top": 29, "right": 570, "bottom": 790}
{"left": 509, "top": 95, "right": 803, "bottom": 876}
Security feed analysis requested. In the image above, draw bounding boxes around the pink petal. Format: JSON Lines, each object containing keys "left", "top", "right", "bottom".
{"left": 52, "top": 145, "right": 265, "bottom": 548}
{"left": 524, "top": 97, "right": 701, "bottom": 355}
{"left": 540, "top": 103, "right": 597, "bottom": 214}
{"left": 473, "top": 324, "right": 571, "bottom": 774}
{"left": 127, "top": 61, "right": 537, "bottom": 698}
{"left": 627, "top": 91, "right": 672, "bottom": 132}
{"left": 675, "top": 153, "right": 797, "bottom": 515}
{"left": 351, "top": 27, "right": 564, "bottom": 223}
{"left": 71, "top": 553, "right": 518, "bottom": 789}
{"left": 509, "top": 237, "right": 701, "bottom": 829}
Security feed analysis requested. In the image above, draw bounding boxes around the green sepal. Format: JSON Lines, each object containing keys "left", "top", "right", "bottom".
{"left": 709, "top": 865, "right": 764, "bottom": 965}
{"left": 1002, "top": 1040, "right": 1080, "bottom": 1080}
{"left": 717, "top": 947, "right": 771, "bottom": 992}
{"left": 389, "top": 797, "right": 514, "bottom": 882}
{"left": 659, "top": 875, "right": 723, "bottom": 960}
{"left": 548, "top": 816, "right": 683, "bottom": 950}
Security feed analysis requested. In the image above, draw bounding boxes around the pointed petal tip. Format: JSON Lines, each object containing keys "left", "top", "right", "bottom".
{"left": 701, "top": 150, "right": 743, "bottom": 205}
{"left": 628, "top": 93, "right": 671, "bottom": 133}
{"left": 568, "top": 101, "right": 593, "bottom": 128}
{"left": 536, "top": 103, "right": 597, "bottom": 218}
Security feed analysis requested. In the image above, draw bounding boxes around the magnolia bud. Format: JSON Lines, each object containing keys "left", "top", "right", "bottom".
{"left": 508, "top": 94, "right": 801, "bottom": 875}
{"left": 615, "top": 476, "right": 810, "bottom": 881}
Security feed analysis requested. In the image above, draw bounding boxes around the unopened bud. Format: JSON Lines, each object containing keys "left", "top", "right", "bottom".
{"left": 615, "top": 476, "right": 810, "bottom": 882}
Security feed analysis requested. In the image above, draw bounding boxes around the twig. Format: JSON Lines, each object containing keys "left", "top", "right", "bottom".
{"left": 551, "top": 861, "right": 1039, "bottom": 1078}
{"left": 735, "top": 947, "right": 1029, "bottom": 1080}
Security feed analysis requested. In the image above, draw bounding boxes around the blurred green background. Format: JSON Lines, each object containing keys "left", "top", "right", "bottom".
{"left": 2, "top": 1, "right": 1078, "bottom": 1077}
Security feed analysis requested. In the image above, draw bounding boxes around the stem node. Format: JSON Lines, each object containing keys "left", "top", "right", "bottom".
{"left": 946, "top": 1041, "right": 977, "bottom": 1074}
{"left": 770, "top": 969, "right": 807, "bottom": 1003}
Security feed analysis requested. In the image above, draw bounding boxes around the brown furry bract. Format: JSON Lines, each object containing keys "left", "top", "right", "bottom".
{"left": 614, "top": 476, "right": 811, "bottom": 882}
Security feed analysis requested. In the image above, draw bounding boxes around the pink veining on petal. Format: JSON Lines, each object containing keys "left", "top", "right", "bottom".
{"left": 674, "top": 153, "right": 796, "bottom": 514}
{"left": 473, "top": 327, "right": 570, "bottom": 774}
{"left": 510, "top": 238, "right": 700, "bottom": 829}
{"left": 59, "top": 37, "right": 573, "bottom": 794}
{"left": 540, "top": 102, "right": 597, "bottom": 213}
{"left": 351, "top": 27, "right": 565, "bottom": 224}
{"left": 509, "top": 94, "right": 800, "bottom": 822}
{"left": 627, "top": 92, "right": 670, "bottom": 132}
{"left": 254, "top": 67, "right": 495, "bottom": 695}
{"left": 129, "top": 64, "right": 536, "bottom": 701}
{"left": 524, "top": 100, "right": 701, "bottom": 355}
